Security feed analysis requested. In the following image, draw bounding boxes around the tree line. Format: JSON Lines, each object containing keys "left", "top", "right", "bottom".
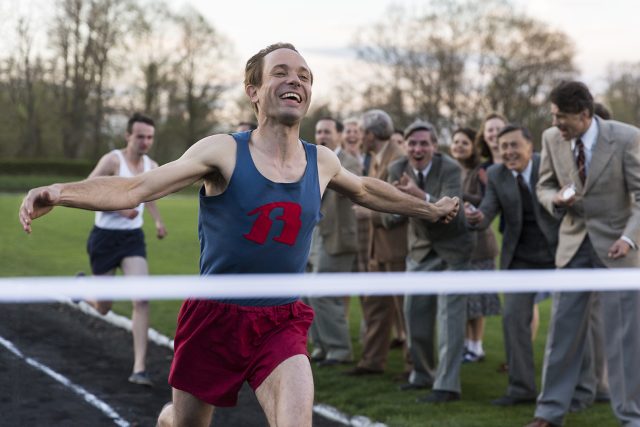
{"left": 2, "top": 0, "right": 640, "bottom": 164}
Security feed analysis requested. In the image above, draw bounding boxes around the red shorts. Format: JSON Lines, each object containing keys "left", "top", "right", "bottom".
{"left": 168, "top": 299, "right": 314, "bottom": 407}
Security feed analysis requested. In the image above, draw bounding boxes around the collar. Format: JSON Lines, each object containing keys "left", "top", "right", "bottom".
{"left": 413, "top": 161, "right": 433, "bottom": 179}
{"left": 571, "top": 117, "right": 599, "bottom": 151}
{"left": 511, "top": 158, "right": 533, "bottom": 185}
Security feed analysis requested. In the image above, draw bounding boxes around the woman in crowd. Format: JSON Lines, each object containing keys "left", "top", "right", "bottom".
{"left": 450, "top": 127, "right": 501, "bottom": 363}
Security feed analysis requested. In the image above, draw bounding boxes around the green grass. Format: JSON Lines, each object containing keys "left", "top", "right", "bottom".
{"left": 0, "top": 193, "right": 617, "bottom": 426}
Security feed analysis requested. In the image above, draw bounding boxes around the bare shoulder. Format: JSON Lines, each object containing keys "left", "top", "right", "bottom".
{"left": 89, "top": 151, "right": 120, "bottom": 178}
{"left": 316, "top": 144, "right": 341, "bottom": 179}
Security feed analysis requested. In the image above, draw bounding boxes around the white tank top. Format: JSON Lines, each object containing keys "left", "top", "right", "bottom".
{"left": 95, "top": 150, "right": 151, "bottom": 230}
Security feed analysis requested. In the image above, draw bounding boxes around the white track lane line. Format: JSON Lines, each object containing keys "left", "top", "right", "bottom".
{"left": 0, "top": 335, "right": 130, "bottom": 427}
{"left": 63, "top": 299, "right": 386, "bottom": 427}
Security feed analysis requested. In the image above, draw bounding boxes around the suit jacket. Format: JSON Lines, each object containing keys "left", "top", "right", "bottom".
{"left": 536, "top": 117, "right": 640, "bottom": 268}
{"left": 369, "top": 141, "right": 408, "bottom": 263}
{"left": 476, "top": 153, "right": 560, "bottom": 270}
{"left": 318, "top": 150, "right": 361, "bottom": 255}
{"left": 386, "top": 153, "right": 472, "bottom": 265}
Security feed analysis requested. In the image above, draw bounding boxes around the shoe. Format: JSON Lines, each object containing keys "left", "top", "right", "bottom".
{"left": 496, "top": 362, "right": 509, "bottom": 373}
{"left": 569, "top": 398, "right": 591, "bottom": 413}
{"left": 310, "top": 349, "right": 325, "bottom": 362}
{"left": 595, "top": 393, "right": 610, "bottom": 403}
{"left": 462, "top": 349, "right": 485, "bottom": 363}
{"left": 399, "top": 382, "right": 431, "bottom": 391}
{"left": 72, "top": 272, "right": 86, "bottom": 304}
{"left": 343, "top": 366, "right": 383, "bottom": 376}
{"left": 392, "top": 371, "right": 411, "bottom": 382}
{"left": 317, "top": 358, "right": 350, "bottom": 367}
{"left": 417, "top": 390, "right": 460, "bottom": 403}
{"left": 389, "top": 338, "right": 405, "bottom": 349}
{"left": 491, "top": 395, "right": 536, "bottom": 406}
{"left": 523, "top": 418, "right": 559, "bottom": 427}
{"left": 128, "top": 371, "right": 153, "bottom": 386}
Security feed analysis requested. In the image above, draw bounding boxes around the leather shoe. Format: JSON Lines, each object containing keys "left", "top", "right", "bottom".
{"left": 417, "top": 390, "right": 460, "bottom": 403}
{"left": 389, "top": 338, "right": 405, "bottom": 349}
{"left": 491, "top": 395, "right": 536, "bottom": 406}
{"left": 398, "top": 382, "right": 431, "bottom": 391}
{"left": 317, "top": 358, "right": 350, "bottom": 367}
{"left": 343, "top": 366, "right": 383, "bottom": 376}
{"left": 523, "top": 418, "right": 560, "bottom": 427}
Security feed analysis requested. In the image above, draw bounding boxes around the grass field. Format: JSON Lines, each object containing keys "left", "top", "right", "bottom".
{"left": 0, "top": 193, "right": 617, "bottom": 426}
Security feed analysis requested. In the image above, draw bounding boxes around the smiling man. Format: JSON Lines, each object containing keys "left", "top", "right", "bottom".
{"left": 529, "top": 81, "right": 640, "bottom": 427}
{"left": 19, "top": 43, "right": 459, "bottom": 427}
{"left": 389, "top": 119, "right": 471, "bottom": 403}
{"left": 466, "top": 124, "right": 560, "bottom": 408}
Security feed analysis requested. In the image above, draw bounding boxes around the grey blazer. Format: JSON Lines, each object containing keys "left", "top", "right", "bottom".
{"left": 475, "top": 153, "right": 560, "bottom": 270}
{"left": 386, "top": 153, "right": 472, "bottom": 265}
{"left": 536, "top": 117, "right": 640, "bottom": 268}
{"left": 318, "top": 150, "right": 361, "bottom": 255}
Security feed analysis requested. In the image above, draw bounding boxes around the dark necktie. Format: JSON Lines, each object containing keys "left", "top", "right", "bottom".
{"left": 575, "top": 138, "right": 586, "bottom": 185}
{"left": 417, "top": 171, "right": 425, "bottom": 188}
{"left": 517, "top": 173, "right": 533, "bottom": 212}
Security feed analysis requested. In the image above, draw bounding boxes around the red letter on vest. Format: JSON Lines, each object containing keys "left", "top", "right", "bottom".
{"left": 243, "top": 202, "right": 302, "bottom": 246}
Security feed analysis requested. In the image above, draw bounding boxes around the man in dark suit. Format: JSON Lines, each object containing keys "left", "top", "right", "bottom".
{"left": 529, "top": 81, "right": 640, "bottom": 427}
{"left": 308, "top": 118, "right": 360, "bottom": 366}
{"left": 466, "top": 124, "right": 560, "bottom": 406}
{"left": 392, "top": 120, "right": 471, "bottom": 403}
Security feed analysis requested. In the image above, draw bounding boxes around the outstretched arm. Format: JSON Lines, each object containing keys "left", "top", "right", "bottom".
{"left": 318, "top": 147, "right": 458, "bottom": 222}
{"left": 19, "top": 134, "right": 233, "bottom": 233}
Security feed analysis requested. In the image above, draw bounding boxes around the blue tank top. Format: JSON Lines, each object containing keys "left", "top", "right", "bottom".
{"left": 198, "top": 131, "right": 322, "bottom": 306}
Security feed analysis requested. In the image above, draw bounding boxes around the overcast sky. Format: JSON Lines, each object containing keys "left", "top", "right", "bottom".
{"left": 4, "top": 0, "right": 639, "bottom": 101}
{"left": 185, "top": 0, "right": 640, "bottom": 98}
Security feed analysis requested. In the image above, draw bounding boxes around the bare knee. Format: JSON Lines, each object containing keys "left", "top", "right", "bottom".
{"left": 156, "top": 403, "right": 173, "bottom": 427}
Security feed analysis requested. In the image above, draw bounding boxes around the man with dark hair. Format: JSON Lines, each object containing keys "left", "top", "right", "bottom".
{"left": 393, "top": 119, "right": 471, "bottom": 403}
{"left": 307, "top": 117, "right": 359, "bottom": 366}
{"left": 20, "top": 43, "right": 459, "bottom": 427}
{"left": 84, "top": 112, "right": 167, "bottom": 386}
{"left": 466, "top": 124, "right": 559, "bottom": 407}
{"left": 527, "top": 81, "right": 640, "bottom": 427}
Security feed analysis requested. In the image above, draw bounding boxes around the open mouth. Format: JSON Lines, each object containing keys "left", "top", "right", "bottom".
{"left": 280, "top": 92, "right": 302, "bottom": 103}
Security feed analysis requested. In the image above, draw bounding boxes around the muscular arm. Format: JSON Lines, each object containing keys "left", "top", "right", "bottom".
{"left": 20, "top": 134, "right": 233, "bottom": 233}
{"left": 318, "top": 146, "right": 457, "bottom": 222}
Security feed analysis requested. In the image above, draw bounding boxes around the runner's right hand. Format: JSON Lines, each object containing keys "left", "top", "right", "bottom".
{"left": 19, "top": 185, "right": 61, "bottom": 233}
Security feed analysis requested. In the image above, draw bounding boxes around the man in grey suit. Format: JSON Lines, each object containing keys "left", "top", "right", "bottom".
{"left": 392, "top": 119, "right": 471, "bottom": 403}
{"left": 308, "top": 117, "right": 360, "bottom": 366}
{"left": 528, "top": 81, "right": 640, "bottom": 427}
{"left": 466, "top": 124, "right": 560, "bottom": 406}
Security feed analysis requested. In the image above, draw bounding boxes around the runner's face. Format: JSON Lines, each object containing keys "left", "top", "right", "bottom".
{"left": 126, "top": 122, "right": 155, "bottom": 155}
{"left": 255, "top": 49, "right": 312, "bottom": 126}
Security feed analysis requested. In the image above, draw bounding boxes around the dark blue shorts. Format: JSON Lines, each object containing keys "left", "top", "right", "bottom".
{"left": 86, "top": 226, "right": 146, "bottom": 275}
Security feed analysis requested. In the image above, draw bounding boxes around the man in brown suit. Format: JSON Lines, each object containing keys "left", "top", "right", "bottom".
{"left": 528, "top": 81, "right": 640, "bottom": 427}
{"left": 346, "top": 109, "right": 409, "bottom": 376}
{"left": 308, "top": 118, "right": 361, "bottom": 366}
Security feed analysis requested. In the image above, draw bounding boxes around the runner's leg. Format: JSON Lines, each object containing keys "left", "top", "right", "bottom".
{"left": 156, "top": 388, "right": 215, "bottom": 427}
{"left": 121, "top": 256, "right": 149, "bottom": 374}
{"left": 255, "top": 354, "right": 314, "bottom": 427}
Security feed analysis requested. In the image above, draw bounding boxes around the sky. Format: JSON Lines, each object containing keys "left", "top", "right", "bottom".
{"left": 185, "top": 0, "right": 640, "bottom": 100}
{"left": 3, "top": 0, "right": 640, "bottom": 104}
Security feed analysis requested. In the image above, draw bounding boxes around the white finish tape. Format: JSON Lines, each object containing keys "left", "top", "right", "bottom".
{"left": 0, "top": 269, "right": 638, "bottom": 302}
